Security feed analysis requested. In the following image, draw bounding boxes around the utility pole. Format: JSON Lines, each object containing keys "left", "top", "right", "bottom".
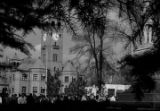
{"left": 99, "top": 34, "right": 104, "bottom": 92}
{"left": 45, "top": 36, "right": 48, "bottom": 96}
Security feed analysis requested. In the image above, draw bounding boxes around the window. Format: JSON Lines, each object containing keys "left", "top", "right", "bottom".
{"left": 22, "top": 86, "right": 26, "bottom": 93}
{"left": 33, "top": 87, "right": 38, "bottom": 93}
{"left": 64, "top": 76, "right": 69, "bottom": 83}
{"left": 54, "top": 67, "right": 56, "bottom": 71}
{"left": 13, "top": 62, "right": 16, "bottom": 67}
{"left": 22, "top": 73, "right": 27, "bottom": 80}
{"left": 72, "top": 77, "right": 76, "bottom": 82}
{"left": 43, "top": 54, "right": 46, "bottom": 62}
{"left": 53, "top": 54, "right": 58, "bottom": 62}
{"left": 108, "top": 89, "right": 115, "bottom": 97}
{"left": 41, "top": 74, "right": 45, "bottom": 81}
{"left": 10, "top": 77, "right": 12, "bottom": 81}
{"left": 53, "top": 42, "right": 60, "bottom": 49}
{"left": 56, "top": 68, "right": 59, "bottom": 72}
{"left": 17, "top": 62, "right": 20, "bottom": 66}
{"left": 41, "top": 87, "right": 45, "bottom": 93}
{"left": 12, "top": 88, "right": 14, "bottom": 93}
{"left": 33, "top": 74, "right": 38, "bottom": 81}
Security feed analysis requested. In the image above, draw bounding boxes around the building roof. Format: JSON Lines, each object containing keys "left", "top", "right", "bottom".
{"left": 32, "top": 58, "right": 45, "bottom": 69}
{"left": 62, "top": 60, "right": 76, "bottom": 72}
{"left": 18, "top": 57, "right": 45, "bottom": 71}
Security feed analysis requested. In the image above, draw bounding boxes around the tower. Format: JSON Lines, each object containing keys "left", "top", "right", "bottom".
{"left": 41, "top": 30, "right": 63, "bottom": 76}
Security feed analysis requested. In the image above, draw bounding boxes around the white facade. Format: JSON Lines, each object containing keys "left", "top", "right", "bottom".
{"left": 8, "top": 57, "right": 46, "bottom": 96}
{"left": 60, "top": 71, "right": 77, "bottom": 94}
{"left": 85, "top": 84, "right": 130, "bottom": 97}
{"left": 59, "top": 60, "right": 78, "bottom": 94}
{"left": 41, "top": 31, "right": 63, "bottom": 76}
{"left": 0, "top": 70, "right": 8, "bottom": 93}
{"left": 0, "top": 54, "right": 11, "bottom": 93}
{"left": 41, "top": 30, "right": 78, "bottom": 94}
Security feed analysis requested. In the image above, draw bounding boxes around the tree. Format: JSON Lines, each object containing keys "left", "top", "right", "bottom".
{"left": 68, "top": 0, "right": 127, "bottom": 91}
{"left": 70, "top": 35, "right": 105, "bottom": 88}
{"left": 65, "top": 76, "right": 86, "bottom": 96}
{"left": 115, "top": 0, "right": 160, "bottom": 100}
{"left": 4, "top": 0, "right": 160, "bottom": 100}
{"left": 119, "top": 65, "right": 134, "bottom": 84}
{"left": 0, "top": 0, "right": 76, "bottom": 55}
{"left": 47, "top": 69, "right": 61, "bottom": 97}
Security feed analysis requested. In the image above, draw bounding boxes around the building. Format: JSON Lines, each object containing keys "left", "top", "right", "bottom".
{"left": 41, "top": 30, "right": 79, "bottom": 94}
{"left": 0, "top": 70, "right": 8, "bottom": 93}
{"left": 8, "top": 57, "right": 46, "bottom": 96}
{"left": 60, "top": 61, "right": 77, "bottom": 93}
{"left": 41, "top": 31, "right": 63, "bottom": 76}
{"left": 0, "top": 45, "right": 4, "bottom": 59}
{"left": 0, "top": 27, "right": 82, "bottom": 95}
{"left": 0, "top": 29, "right": 78, "bottom": 95}
{"left": 0, "top": 55, "right": 10, "bottom": 93}
{"left": 8, "top": 53, "right": 21, "bottom": 68}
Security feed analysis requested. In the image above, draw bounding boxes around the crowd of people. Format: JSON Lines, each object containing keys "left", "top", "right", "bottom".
{"left": 0, "top": 84, "right": 117, "bottom": 106}
{"left": 0, "top": 92, "right": 115, "bottom": 105}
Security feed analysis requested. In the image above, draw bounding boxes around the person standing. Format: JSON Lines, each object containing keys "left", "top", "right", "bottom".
{"left": 81, "top": 95, "right": 87, "bottom": 101}
{"left": 92, "top": 85, "right": 98, "bottom": 97}
{"left": 0, "top": 94, "right": 2, "bottom": 104}
{"left": 21, "top": 94, "right": 27, "bottom": 104}
{"left": 18, "top": 94, "right": 23, "bottom": 104}
{"left": 27, "top": 93, "right": 34, "bottom": 104}
{"left": 109, "top": 95, "right": 116, "bottom": 102}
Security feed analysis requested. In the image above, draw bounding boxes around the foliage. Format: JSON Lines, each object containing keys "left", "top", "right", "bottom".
{"left": 3, "top": 0, "right": 160, "bottom": 101}
{"left": 69, "top": 0, "right": 118, "bottom": 90}
{"left": 119, "top": 65, "right": 135, "bottom": 84}
{"left": 116, "top": 0, "right": 160, "bottom": 100}
{"left": 0, "top": 0, "right": 75, "bottom": 55}
{"left": 47, "top": 69, "right": 61, "bottom": 97}
{"left": 65, "top": 76, "right": 86, "bottom": 96}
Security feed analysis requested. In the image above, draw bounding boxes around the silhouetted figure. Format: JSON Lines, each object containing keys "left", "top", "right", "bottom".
{"left": 1, "top": 88, "right": 8, "bottom": 104}
{"left": 0, "top": 93, "right": 2, "bottom": 104}
{"left": 27, "top": 93, "right": 34, "bottom": 104}
{"left": 18, "top": 94, "right": 27, "bottom": 104}
{"left": 10, "top": 94, "right": 18, "bottom": 104}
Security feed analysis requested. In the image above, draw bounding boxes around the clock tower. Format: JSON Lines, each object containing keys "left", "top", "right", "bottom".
{"left": 41, "top": 30, "right": 63, "bottom": 75}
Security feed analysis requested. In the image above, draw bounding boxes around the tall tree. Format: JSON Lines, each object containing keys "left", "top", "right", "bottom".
{"left": 70, "top": 33, "right": 115, "bottom": 88}
{"left": 69, "top": 0, "right": 116, "bottom": 90}
{"left": 47, "top": 69, "right": 61, "bottom": 97}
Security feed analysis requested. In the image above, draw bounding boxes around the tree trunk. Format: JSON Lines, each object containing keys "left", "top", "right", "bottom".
{"left": 99, "top": 35, "right": 103, "bottom": 91}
